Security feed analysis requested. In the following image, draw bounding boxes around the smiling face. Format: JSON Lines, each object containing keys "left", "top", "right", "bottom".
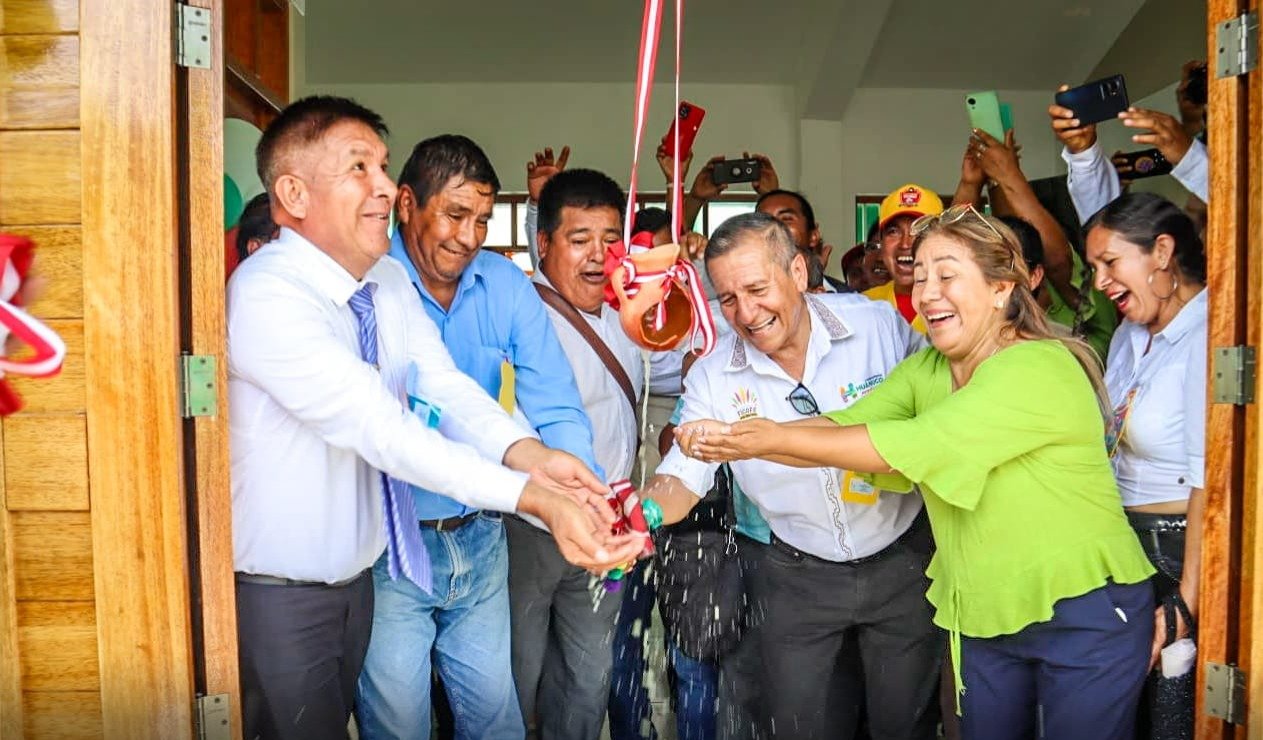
{"left": 708, "top": 241, "right": 810, "bottom": 362}
{"left": 880, "top": 215, "right": 918, "bottom": 293}
{"left": 912, "top": 234, "right": 1013, "bottom": 361}
{"left": 538, "top": 205, "right": 622, "bottom": 312}
{"left": 272, "top": 119, "right": 397, "bottom": 278}
{"left": 757, "top": 193, "right": 819, "bottom": 250}
{"left": 397, "top": 175, "right": 496, "bottom": 303}
{"left": 1085, "top": 226, "right": 1176, "bottom": 327}
{"left": 863, "top": 245, "right": 889, "bottom": 288}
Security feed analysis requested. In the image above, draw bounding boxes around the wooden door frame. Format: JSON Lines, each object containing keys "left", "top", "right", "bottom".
{"left": 81, "top": 0, "right": 199, "bottom": 735}
{"left": 181, "top": 0, "right": 243, "bottom": 736}
{"left": 1202, "top": 0, "right": 1260, "bottom": 736}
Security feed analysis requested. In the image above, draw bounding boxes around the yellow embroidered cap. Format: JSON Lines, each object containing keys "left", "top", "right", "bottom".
{"left": 878, "top": 184, "right": 944, "bottom": 229}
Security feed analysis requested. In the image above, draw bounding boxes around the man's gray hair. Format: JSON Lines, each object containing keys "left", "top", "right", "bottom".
{"left": 704, "top": 211, "right": 798, "bottom": 272}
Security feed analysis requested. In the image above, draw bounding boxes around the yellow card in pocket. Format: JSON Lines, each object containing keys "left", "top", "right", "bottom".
{"left": 840, "top": 470, "right": 879, "bottom": 505}
{"left": 498, "top": 360, "right": 516, "bottom": 415}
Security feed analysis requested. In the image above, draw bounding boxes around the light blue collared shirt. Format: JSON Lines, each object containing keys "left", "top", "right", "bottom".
{"left": 389, "top": 232, "right": 603, "bottom": 519}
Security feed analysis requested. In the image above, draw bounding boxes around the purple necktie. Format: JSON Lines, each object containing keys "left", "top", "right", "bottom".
{"left": 348, "top": 283, "right": 432, "bottom": 592}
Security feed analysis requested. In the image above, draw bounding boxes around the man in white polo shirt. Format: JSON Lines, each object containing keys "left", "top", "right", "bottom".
{"left": 642, "top": 211, "right": 940, "bottom": 740}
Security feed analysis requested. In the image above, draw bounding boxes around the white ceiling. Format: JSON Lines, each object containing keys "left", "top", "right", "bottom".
{"left": 304, "top": 0, "right": 1204, "bottom": 117}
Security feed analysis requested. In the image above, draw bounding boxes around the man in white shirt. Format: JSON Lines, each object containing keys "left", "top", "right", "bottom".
{"left": 228, "top": 96, "right": 642, "bottom": 740}
{"left": 506, "top": 168, "right": 643, "bottom": 740}
{"left": 641, "top": 212, "right": 941, "bottom": 739}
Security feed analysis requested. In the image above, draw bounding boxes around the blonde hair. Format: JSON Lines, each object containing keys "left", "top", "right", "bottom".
{"left": 914, "top": 214, "right": 1110, "bottom": 420}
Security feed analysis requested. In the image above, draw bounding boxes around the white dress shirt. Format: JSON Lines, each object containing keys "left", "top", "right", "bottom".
{"left": 1062, "top": 139, "right": 1209, "bottom": 225}
{"left": 657, "top": 293, "right": 927, "bottom": 562}
{"left": 532, "top": 272, "right": 644, "bottom": 486}
{"left": 228, "top": 228, "right": 532, "bottom": 583}
{"left": 1104, "top": 289, "right": 1207, "bottom": 507}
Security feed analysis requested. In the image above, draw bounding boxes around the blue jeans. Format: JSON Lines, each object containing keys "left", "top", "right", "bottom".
{"left": 960, "top": 580, "right": 1154, "bottom": 740}
{"left": 669, "top": 643, "right": 719, "bottom": 740}
{"left": 356, "top": 513, "right": 523, "bottom": 740}
{"left": 608, "top": 559, "right": 658, "bottom": 740}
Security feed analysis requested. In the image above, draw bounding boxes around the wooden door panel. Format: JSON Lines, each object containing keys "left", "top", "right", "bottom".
{"left": 3, "top": 414, "right": 86, "bottom": 510}
{"left": 0, "top": 130, "right": 80, "bottom": 224}
{"left": 10, "top": 511, "right": 93, "bottom": 600}
{"left": 0, "top": 0, "right": 79, "bottom": 34}
{"left": 0, "top": 35, "right": 78, "bottom": 128}
{"left": 16, "top": 601, "right": 98, "bottom": 691}
{"left": 7, "top": 226, "right": 83, "bottom": 320}
{"left": 8, "top": 319, "right": 84, "bottom": 413}
{"left": 22, "top": 691, "right": 102, "bottom": 740}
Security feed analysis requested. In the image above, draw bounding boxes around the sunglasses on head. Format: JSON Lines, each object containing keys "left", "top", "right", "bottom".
{"left": 910, "top": 203, "right": 1003, "bottom": 239}
{"left": 910, "top": 203, "right": 1018, "bottom": 270}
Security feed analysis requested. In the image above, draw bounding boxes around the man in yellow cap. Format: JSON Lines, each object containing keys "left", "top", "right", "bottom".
{"left": 863, "top": 184, "right": 944, "bottom": 333}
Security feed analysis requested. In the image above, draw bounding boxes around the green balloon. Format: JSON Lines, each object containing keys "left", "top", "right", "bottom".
{"left": 224, "top": 174, "right": 244, "bottom": 229}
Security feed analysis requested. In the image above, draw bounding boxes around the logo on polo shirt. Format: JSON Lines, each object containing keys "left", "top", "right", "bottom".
{"left": 840, "top": 373, "right": 884, "bottom": 404}
{"left": 731, "top": 388, "right": 760, "bottom": 420}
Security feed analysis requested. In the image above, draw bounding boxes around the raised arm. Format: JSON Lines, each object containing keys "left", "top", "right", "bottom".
{"left": 1049, "top": 85, "right": 1119, "bottom": 224}
{"left": 973, "top": 128, "right": 1078, "bottom": 305}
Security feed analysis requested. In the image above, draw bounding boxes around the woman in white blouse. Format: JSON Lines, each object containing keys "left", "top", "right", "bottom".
{"left": 1084, "top": 193, "right": 1207, "bottom": 734}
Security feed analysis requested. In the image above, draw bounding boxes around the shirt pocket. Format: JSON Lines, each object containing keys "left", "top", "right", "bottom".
{"left": 463, "top": 345, "right": 510, "bottom": 402}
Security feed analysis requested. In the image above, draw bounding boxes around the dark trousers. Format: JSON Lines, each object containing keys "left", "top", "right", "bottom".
{"left": 717, "top": 536, "right": 768, "bottom": 740}
{"left": 608, "top": 558, "right": 659, "bottom": 740}
{"left": 960, "top": 580, "right": 1154, "bottom": 740}
{"left": 236, "top": 571, "right": 373, "bottom": 740}
{"left": 504, "top": 515, "right": 623, "bottom": 740}
{"left": 748, "top": 515, "right": 942, "bottom": 740}
{"left": 1128, "top": 511, "right": 1192, "bottom": 739}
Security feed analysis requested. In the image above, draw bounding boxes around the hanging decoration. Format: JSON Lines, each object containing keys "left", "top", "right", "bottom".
{"left": 604, "top": 0, "right": 716, "bottom": 357}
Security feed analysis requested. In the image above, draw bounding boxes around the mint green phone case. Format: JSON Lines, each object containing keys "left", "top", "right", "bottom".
{"left": 966, "top": 91, "right": 1005, "bottom": 141}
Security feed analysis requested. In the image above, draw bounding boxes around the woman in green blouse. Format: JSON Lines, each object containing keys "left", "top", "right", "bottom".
{"left": 676, "top": 206, "right": 1154, "bottom": 740}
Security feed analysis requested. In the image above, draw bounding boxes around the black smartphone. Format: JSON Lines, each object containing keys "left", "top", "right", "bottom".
{"left": 1055, "top": 74, "right": 1130, "bottom": 126}
{"left": 1114, "top": 148, "right": 1173, "bottom": 180}
{"left": 711, "top": 157, "right": 762, "bottom": 185}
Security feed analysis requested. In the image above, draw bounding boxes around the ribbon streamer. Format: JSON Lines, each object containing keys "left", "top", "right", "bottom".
{"left": 610, "top": 0, "right": 717, "bottom": 357}
{"left": 0, "top": 235, "right": 66, "bottom": 416}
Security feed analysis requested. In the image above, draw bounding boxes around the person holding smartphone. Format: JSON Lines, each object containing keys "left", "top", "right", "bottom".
{"left": 954, "top": 128, "right": 1118, "bottom": 362}
{"left": 1048, "top": 64, "right": 1209, "bottom": 225}
{"left": 1085, "top": 193, "right": 1208, "bottom": 737}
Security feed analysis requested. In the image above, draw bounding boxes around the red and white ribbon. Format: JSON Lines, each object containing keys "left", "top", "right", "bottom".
{"left": 623, "top": 0, "right": 663, "bottom": 247}
{"left": 0, "top": 241, "right": 64, "bottom": 378}
{"left": 619, "top": 0, "right": 716, "bottom": 356}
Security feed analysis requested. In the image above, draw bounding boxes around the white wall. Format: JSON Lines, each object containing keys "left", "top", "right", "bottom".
{"left": 296, "top": 80, "right": 1194, "bottom": 278}
{"left": 837, "top": 88, "right": 1068, "bottom": 247}
{"left": 301, "top": 81, "right": 800, "bottom": 198}
{"left": 798, "top": 118, "right": 845, "bottom": 257}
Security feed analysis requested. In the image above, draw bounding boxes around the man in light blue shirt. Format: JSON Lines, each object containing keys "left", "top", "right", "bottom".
{"left": 356, "top": 134, "right": 602, "bottom": 740}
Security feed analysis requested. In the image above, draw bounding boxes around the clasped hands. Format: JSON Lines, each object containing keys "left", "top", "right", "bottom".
{"left": 673, "top": 417, "right": 775, "bottom": 463}
{"left": 513, "top": 447, "right": 645, "bottom": 573}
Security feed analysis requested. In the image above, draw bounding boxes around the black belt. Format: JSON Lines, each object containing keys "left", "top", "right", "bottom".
{"left": 1126, "top": 511, "right": 1187, "bottom": 533}
{"left": 419, "top": 511, "right": 488, "bottom": 532}
{"left": 235, "top": 569, "right": 368, "bottom": 588}
{"left": 770, "top": 511, "right": 927, "bottom": 567}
